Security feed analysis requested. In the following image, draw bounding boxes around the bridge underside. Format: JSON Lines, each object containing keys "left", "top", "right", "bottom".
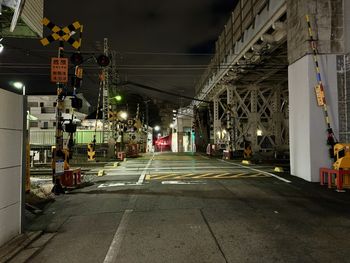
{"left": 195, "top": 43, "right": 289, "bottom": 156}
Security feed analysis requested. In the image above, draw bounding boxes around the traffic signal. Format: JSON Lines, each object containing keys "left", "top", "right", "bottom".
{"left": 97, "top": 54, "right": 110, "bottom": 67}
{"left": 71, "top": 97, "right": 83, "bottom": 109}
{"left": 70, "top": 52, "right": 84, "bottom": 65}
{"left": 64, "top": 121, "right": 77, "bottom": 133}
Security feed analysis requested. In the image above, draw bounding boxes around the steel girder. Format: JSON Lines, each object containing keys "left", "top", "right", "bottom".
{"left": 207, "top": 84, "right": 288, "bottom": 153}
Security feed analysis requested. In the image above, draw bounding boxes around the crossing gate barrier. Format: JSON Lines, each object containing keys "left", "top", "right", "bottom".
{"left": 319, "top": 168, "right": 350, "bottom": 191}
{"left": 61, "top": 168, "right": 82, "bottom": 187}
{"left": 117, "top": 152, "right": 126, "bottom": 161}
{"left": 125, "top": 144, "right": 138, "bottom": 157}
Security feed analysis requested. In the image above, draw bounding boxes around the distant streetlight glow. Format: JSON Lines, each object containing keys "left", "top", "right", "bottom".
{"left": 154, "top": 126, "right": 160, "bottom": 132}
{"left": 13, "top": 81, "right": 24, "bottom": 89}
{"left": 170, "top": 123, "right": 174, "bottom": 128}
{"left": 115, "top": 95, "right": 122, "bottom": 101}
{"left": 257, "top": 129, "right": 263, "bottom": 136}
{"left": 0, "top": 38, "right": 3, "bottom": 54}
{"left": 120, "top": 111, "right": 128, "bottom": 120}
{"left": 12, "top": 81, "right": 25, "bottom": 95}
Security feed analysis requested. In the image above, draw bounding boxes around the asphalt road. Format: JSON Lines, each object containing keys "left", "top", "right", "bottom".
{"left": 24, "top": 152, "right": 350, "bottom": 263}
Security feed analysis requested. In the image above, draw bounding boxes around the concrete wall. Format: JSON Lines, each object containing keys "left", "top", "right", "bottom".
{"left": 287, "top": 0, "right": 344, "bottom": 64}
{"left": 289, "top": 55, "right": 339, "bottom": 182}
{"left": 0, "top": 89, "right": 24, "bottom": 247}
{"left": 345, "top": 0, "right": 350, "bottom": 54}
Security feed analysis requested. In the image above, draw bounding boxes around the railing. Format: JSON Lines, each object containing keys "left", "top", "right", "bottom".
{"left": 195, "top": 0, "right": 269, "bottom": 95}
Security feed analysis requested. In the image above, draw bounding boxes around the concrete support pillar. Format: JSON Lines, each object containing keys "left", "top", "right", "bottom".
{"left": 287, "top": 0, "right": 344, "bottom": 182}
{"left": 289, "top": 54, "right": 339, "bottom": 182}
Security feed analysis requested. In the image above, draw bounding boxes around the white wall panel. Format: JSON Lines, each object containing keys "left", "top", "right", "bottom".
{"left": 0, "top": 89, "right": 23, "bottom": 247}
{"left": 0, "top": 89, "right": 23, "bottom": 130}
{"left": 0, "top": 130, "right": 23, "bottom": 169}
{"left": 0, "top": 167, "right": 21, "bottom": 210}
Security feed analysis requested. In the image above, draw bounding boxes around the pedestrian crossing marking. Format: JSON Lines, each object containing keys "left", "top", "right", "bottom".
{"left": 146, "top": 172, "right": 271, "bottom": 180}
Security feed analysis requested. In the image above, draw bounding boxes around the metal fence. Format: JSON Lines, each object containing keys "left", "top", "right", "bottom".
{"left": 30, "top": 130, "right": 113, "bottom": 145}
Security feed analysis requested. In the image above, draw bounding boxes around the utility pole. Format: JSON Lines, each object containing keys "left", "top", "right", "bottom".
{"left": 40, "top": 18, "right": 83, "bottom": 193}
{"left": 102, "top": 38, "right": 110, "bottom": 143}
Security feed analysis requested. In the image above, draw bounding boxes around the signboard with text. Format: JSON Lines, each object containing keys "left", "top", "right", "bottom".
{"left": 51, "top": 57, "right": 68, "bottom": 83}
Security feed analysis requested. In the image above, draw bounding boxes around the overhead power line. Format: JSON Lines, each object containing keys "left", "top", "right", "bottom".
{"left": 122, "top": 81, "right": 210, "bottom": 103}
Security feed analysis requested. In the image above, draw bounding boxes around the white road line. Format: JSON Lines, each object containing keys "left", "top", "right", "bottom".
{"left": 103, "top": 209, "right": 133, "bottom": 263}
{"left": 144, "top": 166, "right": 236, "bottom": 170}
{"left": 98, "top": 183, "right": 141, "bottom": 188}
{"left": 137, "top": 153, "right": 155, "bottom": 184}
{"left": 219, "top": 159, "right": 291, "bottom": 183}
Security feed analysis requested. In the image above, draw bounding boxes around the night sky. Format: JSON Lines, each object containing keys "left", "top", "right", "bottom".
{"left": 1, "top": 0, "right": 237, "bottom": 105}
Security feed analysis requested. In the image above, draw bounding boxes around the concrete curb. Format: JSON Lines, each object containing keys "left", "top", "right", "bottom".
{"left": 0, "top": 231, "right": 42, "bottom": 263}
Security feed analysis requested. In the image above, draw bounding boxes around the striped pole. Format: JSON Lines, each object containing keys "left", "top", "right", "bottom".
{"left": 306, "top": 15, "right": 337, "bottom": 156}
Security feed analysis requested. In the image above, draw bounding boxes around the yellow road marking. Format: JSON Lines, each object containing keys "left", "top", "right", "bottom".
{"left": 213, "top": 172, "right": 238, "bottom": 178}
{"left": 146, "top": 172, "right": 272, "bottom": 180}
{"left": 174, "top": 173, "right": 194, "bottom": 179}
{"left": 150, "top": 174, "right": 177, "bottom": 180}
{"left": 192, "top": 173, "right": 213, "bottom": 179}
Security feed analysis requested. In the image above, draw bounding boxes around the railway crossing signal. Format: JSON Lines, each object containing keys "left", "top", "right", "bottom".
{"left": 40, "top": 17, "right": 82, "bottom": 49}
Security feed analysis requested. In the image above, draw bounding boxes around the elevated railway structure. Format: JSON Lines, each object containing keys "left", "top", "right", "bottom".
{"left": 193, "top": 0, "right": 350, "bottom": 182}
{"left": 194, "top": 0, "right": 288, "bottom": 153}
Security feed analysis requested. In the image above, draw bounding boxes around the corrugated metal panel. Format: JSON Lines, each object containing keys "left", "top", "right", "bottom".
{"left": 21, "top": 0, "right": 43, "bottom": 37}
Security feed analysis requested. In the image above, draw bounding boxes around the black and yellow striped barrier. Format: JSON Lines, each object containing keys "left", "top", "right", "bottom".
{"left": 87, "top": 143, "right": 96, "bottom": 161}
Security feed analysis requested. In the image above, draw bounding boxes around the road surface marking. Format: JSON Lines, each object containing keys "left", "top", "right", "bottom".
{"left": 103, "top": 209, "right": 133, "bottom": 263}
{"left": 152, "top": 174, "right": 178, "bottom": 180}
{"left": 146, "top": 172, "right": 271, "bottom": 180}
{"left": 161, "top": 181, "right": 207, "bottom": 185}
{"left": 219, "top": 159, "right": 291, "bottom": 183}
{"left": 192, "top": 173, "right": 212, "bottom": 179}
{"left": 98, "top": 182, "right": 140, "bottom": 188}
{"left": 213, "top": 172, "right": 237, "bottom": 178}
{"left": 143, "top": 166, "right": 231, "bottom": 170}
{"left": 174, "top": 173, "right": 194, "bottom": 179}
{"left": 137, "top": 153, "right": 155, "bottom": 184}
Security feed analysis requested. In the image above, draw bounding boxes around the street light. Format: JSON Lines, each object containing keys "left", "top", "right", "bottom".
{"left": 154, "top": 125, "right": 160, "bottom": 132}
{"left": 115, "top": 95, "right": 122, "bottom": 102}
{"left": 0, "top": 38, "right": 3, "bottom": 54}
{"left": 119, "top": 111, "right": 128, "bottom": 120}
{"left": 12, "top": 81, "right": 26, "bottom": 95}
